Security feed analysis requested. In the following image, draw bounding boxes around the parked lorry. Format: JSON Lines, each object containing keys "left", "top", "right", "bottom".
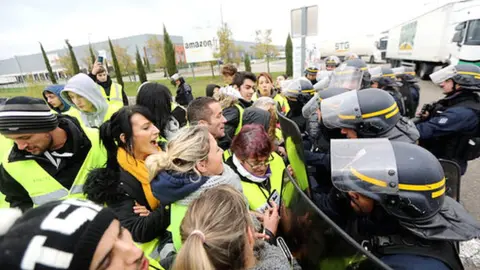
{"left": 385, "top": 0, "right": 480, "bottom": 79}
{"left": 318, "top": 34, "right": 387, "bottom": 63}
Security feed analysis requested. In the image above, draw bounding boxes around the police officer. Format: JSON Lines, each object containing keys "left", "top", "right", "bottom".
{"left": 325, "top": 56, "right": 341, "bottom": 71}
{"left": 0, "top": 97, "right": 106, "bottom": 211}
{"left": 344, "top": 52, "right": 359, "bottom": 61}
{"left": 370, "top": 66, "right": 407, "bottom": 116}
{"left": 338, "top": 59, "right": 371, "bottom": 89}
{"left": 305, "top": 67, "right": 319, "bottom": 85}
{"left": 319, "top": 138, "right": 480, "bottom": 270}
{"left": 321, "top": 88, "right": 419, "bottom": 143}
{"left": 393, "top": 66, "right": 420, "bottom": 118}
{"left": 171, "top": 73, "right": 194, "bottom": 106}
{"left": 416, "top": 64, "right": 480, "bottom": 175}
{"left": 283, "top": 78, "right": 316, "bottom": 133}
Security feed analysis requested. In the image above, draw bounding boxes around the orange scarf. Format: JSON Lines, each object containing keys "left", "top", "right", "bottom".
{"left": 117, "top": 147, "right": 160, "bottom": 210}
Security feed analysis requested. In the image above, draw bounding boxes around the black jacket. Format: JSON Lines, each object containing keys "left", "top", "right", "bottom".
{"left": 0, "top": 116, "right": 91, "bottom": 212}
{"left": 218, "top": 99, "right": 253, "bottom": 150}
{"left": 175, "top": 82, "right": 194, "bottom": 106}
{"left": 88, "top": 73, "right": 129, "bottom": 105}
{"left": 84, "top": 167, "right": 170, "bottom": 243}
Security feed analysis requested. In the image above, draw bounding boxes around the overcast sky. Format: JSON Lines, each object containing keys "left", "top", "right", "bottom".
{"left": 0, "top": 0, "right": 455, "bottom": 60}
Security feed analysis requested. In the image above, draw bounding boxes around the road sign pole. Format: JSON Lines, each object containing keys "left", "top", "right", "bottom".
{"left": 301, "top": 7, "right": 307, "bottom": 73}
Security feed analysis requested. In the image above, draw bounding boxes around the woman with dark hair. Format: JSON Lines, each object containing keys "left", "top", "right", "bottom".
{"left": 83, "top": 105, "right": 170, "bottom": 262}
{"left": 136, "top": 82, "right": 187, "bottom": 147}
{"left": 225, "top": 125, "right": 286, "bottom": 224}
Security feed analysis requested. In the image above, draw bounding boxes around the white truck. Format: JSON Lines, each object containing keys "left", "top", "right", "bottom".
{"left": 385, "top": 0, "right": 480, "bottom": 79}
{"left": 318, "top": 34, "right": 387, "bottom": 63}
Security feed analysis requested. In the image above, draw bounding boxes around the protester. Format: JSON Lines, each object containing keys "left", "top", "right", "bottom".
{"left": 61, "top": 73, "right": 121, "bottom": 128}
{"left": 256, "top": 72, "right": 290, "bottom": 114}
{"left": 187, "top": 97, "right": 226, "bottom": 140}
{"left": 89, "top": 60, "right": 129, "bottom": 106}
{"left": 172, "top": 185, "right": 301, "bottom": 270}
{"left": 233, "top": 71, "right": 257, "bottom": 106}
{"left": 205, "top": 84, "right": 220, "bottom": 97}
{"left": 213, "top": 87, "right": 244, "bottom": 150}
{"left": 136, "top": 82, "right": 186, "bottom": 147}
{"left": 276, "top": 74, "right": 288, "bottom": 91}
{"left": 146, "top": 125, "right": 242, "bottom": 251}
{"left": 225, "top": 124, "right": 286, "bottom": 214}
{"left": 221, "top": 63, "right": 238, "bottom": 85}
{"left": 83, "top": 106, "right": 169, "bottom": 261}
{"left": 42, "top": 84, "right": 70, "bottom": 113}
{"left": 0, "top": 198, "right": 162, "bottom": 270}
{"left": 0, "top": 97, "right": 106, "bottom": 211}
{"left": 242, "top": 106, "right": 281, "bottom": 150}
{"left": 170, "top": 73, "right": 194, "bottom": 106}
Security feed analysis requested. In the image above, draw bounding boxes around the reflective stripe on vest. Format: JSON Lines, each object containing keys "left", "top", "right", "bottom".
{"left": 2, "top": 128, "right": 106, "bottom": 207}
{"left": 234, "top": 104, "right": 244, "bottom": 135}
{"left": 242, "top": 152, "right": 285, "bottom": 211}
{"left": 101, "top": 83, "right": 124, "bottom": 107}
{"left": 135, "top": 241, "right": 165, "bottom": 270}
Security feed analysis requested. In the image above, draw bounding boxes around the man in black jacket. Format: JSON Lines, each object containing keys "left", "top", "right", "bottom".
{"left": 89, "top": 61, "right": 129, "bottom": 106}
{"left": 0, "top": 97, "right": 105, "bottom": 212}
{"left": 171, "top": 73, "right": 194, "bottom": 106}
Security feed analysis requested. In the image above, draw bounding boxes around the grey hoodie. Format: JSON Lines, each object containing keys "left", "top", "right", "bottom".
{"left": 251, "top": 241, "right": 302, "bottom": 270}
{"left": 61, "top": 73, "right": 109, "bottom": 128}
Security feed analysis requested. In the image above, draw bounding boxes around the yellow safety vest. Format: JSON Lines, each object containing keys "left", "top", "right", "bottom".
{"left": 169, "top": 202, "right": 189, "bottom": 251}
{"left": 234, "top": 104, "right": 244, "bottom": 135}
{"left": 273, "top": 94, "right": 291, "bottom": 114}
{"left": 251, "top": 92, "right": 258, "bottom": 102}
{"left": 0, "top": 135, "right": 12, "bottom": 208}
{"left": 100, "top": 82, "right": 124, "bottom": 108}
{"left": 2, "top": 128, "right": 107, "bottom": 207}
{"left": 136, "top": 240, "right": 165, "bottom": 266}
{"left": 241, "top": 152, "right": 285, "bottom": 211}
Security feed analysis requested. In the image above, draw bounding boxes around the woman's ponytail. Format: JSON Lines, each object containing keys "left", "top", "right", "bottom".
{"left": 172, "top": 233, "right": 214, "bottom": 270}
{"left": 99, "top": 120, "right": 119, "bottom": 171}
{"left": 145, "top": 152, "right": 171, "bottom": 180}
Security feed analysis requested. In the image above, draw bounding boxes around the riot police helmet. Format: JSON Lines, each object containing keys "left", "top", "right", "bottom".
{"left": 321, "top": 88, "right": 401, "bottom": 137}
{"left": 344, "top": 52, "right": 359, "bottom": 61}
{"left": 343, "top": 59, "right": 371, "bottom": 89}
{"left": 325, "top": 56, "right": 341, "bottom": 70}
{"left": 331, "top": 139, "right": 445, "bottom": 221}
{"left": 430, "top": 64, "right": 480, "bottom": 91}
{"left": 282, "top": 78, "right": 316, "bottom": 106}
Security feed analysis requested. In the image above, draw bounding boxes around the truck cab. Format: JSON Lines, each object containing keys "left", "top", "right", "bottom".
{"left": 450, "top": 6, "right": 480, "bottom": 66}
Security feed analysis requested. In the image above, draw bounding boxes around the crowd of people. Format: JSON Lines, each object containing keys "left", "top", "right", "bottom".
{"left": 1, "top": 54, "right": 480, "bottom": 270}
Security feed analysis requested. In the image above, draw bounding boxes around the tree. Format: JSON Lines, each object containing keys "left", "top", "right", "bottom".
{"left": 65, "top": 39, "right": 80, "bottom": 74}
{"left": 286, "top": 34, "right": 293, "bottom": 77}
{"left": 108, "top": 37, "right": 124, "bottom": 87}
{"left": 244, "top": 54, "right": 252, "bottom": 72}
{"left": 216, "top": 23, "right": 235, "bottom": 63}
{"left": 89, "top": 43, "right": 96, "bottom": 65}
{"left": 163, "top": 25, "right": 178, "bottom": 76}
{"left": 146, "top": 36, "right": 165, "bottom": 73}
{"left": 57, "top": 54, "right": 75, "bottom": 77}
{"left": 39, "top": 42, "right": 57, "bottom": 84}
{"left": 253, "top": 29, "right": 278, "bottom": 73}
{"left": 112, "top": 44, "right": 135, "bottom": 80}
{"left": 136, "top": 46, "right": 147, "bottom": 83}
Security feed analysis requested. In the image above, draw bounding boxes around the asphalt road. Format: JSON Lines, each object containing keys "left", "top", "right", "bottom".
{"left": 416, "top": 80, "right": 480, "bottom": 221}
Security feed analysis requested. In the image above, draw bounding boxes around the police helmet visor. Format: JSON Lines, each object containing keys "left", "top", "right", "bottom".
{"left": 316, "top": 70, "right": 332, "bottom": 81}
{"left": 320, "top": 90, "right": 361, "bottom": 129}
{"left": 330, "top": 138, "right": 399, "bottom": 195}
{"left": 283, "top": 79, "right": 316, "bottom": 99}
{"left": 302, "top": 92, "right": 320, "bottom": 118}
{"left": 429, "top": 65, "right": 457, "bottom": 85}
{"left": 328, "top": 67, "right": 364, "bottom": 90}
{"left": 368, "top": 66, "right": 383, "bottom": 80}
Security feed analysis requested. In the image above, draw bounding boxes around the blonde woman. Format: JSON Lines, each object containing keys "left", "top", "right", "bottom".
{"left": 146, "top": 125, "right": 242, "bottom": 251}
{"left": 173, "top": 185, "right": 301, "bottom": 270}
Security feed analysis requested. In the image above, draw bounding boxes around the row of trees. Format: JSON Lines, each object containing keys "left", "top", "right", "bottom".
{"left": 40, "top": 24, "right": 294, "bottom": 86}
{"left": 40, "top": 25, "right": 178, "bottom": 86}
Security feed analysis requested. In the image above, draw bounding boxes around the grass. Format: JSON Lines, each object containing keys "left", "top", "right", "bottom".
{"left": 0, "top": 71, "right": 285, "bottom": 99}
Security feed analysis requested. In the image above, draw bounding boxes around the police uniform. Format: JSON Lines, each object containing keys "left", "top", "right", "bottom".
{"left": 416, "top": 64, "right": 480, "bottom": 174}
{"left": 317, "top": 139, "right": 480, "bottom": 270}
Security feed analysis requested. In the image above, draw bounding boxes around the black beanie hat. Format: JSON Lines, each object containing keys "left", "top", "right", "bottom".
{"left": 0, "top": 96, "right": 58, "bottom": 135}
{"left": 0, "top": 199, "right": 117, "bottom": 270}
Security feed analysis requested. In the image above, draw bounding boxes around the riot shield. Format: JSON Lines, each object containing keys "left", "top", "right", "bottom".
{"left": 277, "top": 108, "right": 310, "bottom": 192}
{"left": 280, "top": 169, "right": 392, "bottom": 270}
{"left": 439, "top": 159, "right": 461, "bottom": 201}
{"left": 398, "top": 83, "right": 416, "bottom": 118}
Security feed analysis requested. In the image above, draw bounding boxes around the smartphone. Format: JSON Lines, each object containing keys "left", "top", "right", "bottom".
{"left": 97, "top": 56, "right": 104, "bottom": 63}
{"left": 267, "top": 189, "right": 280, "bottom": 207}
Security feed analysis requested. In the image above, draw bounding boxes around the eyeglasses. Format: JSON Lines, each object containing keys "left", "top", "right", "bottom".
{"left": 244, "top": 154, "right": 275, "bottom": 169}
